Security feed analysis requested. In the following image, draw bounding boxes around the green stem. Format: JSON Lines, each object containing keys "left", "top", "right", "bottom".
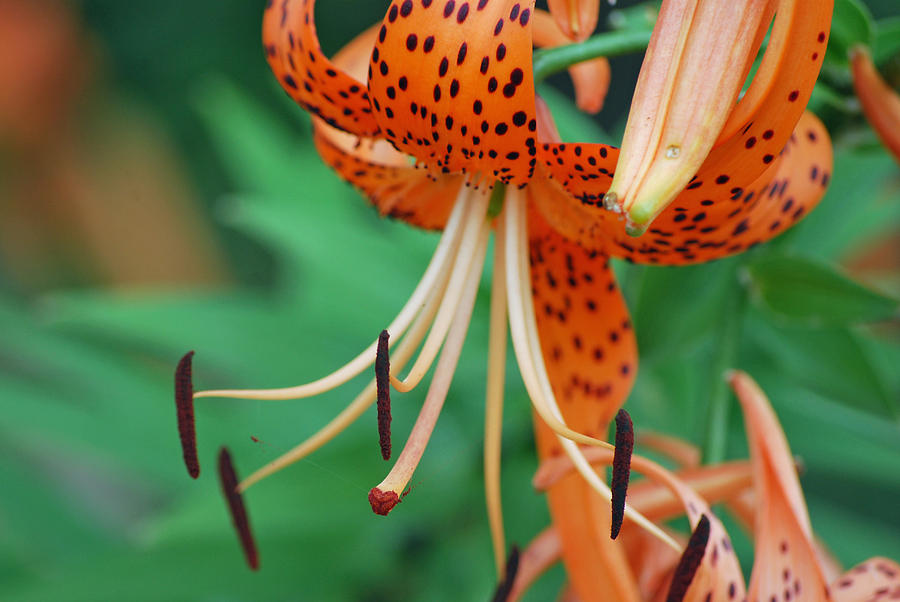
{"left": 701, "top": 268, "right": 748, "bottom": 464}
{"left": 533, "top": 29, "right": 653, "bottom": 85}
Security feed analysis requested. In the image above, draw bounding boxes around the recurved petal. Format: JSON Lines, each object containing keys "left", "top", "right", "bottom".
{"left": 527, "top": 207, "right": 640, "bottom": 602}
{"left": 535, "top": 111, "right": 833, "bottom": 266}
{"left": 312, "top": 21, "right": 463, "bottom": 230}
{"left": 367, "top": 0, "right": 539, "bottom": 186}
{"left": 545, "top": 0, "right": 600, "bottom": 42}
{"left": 684, "top": 0, "right": 833, "bottom": 210}
{"left": 851, "top": 46, "right": 900, "bottom": 164}
{"left": 730, "top": 372, "right": 832, "bottom": 602}
{"left": 831, "top": 558, "right": 900, "bottom": 601}
{"left": 313, "top": 124, "right": 463, "bottom": 229}
{"left": 262, "top": 0, "right": 379, "bottom": 136}
{"left": 532, "top": 9, "right": 610, "bottom": 113}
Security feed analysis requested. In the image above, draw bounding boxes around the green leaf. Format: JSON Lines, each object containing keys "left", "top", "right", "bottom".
{"left": 873, "top": 17, "right": 900, "bottom": 64}
{"left": 746, "top": 316, "right": 899, "bottom": 420}
{"left": 746, "top": 254, "right": 898, "bottom": 326}
{"left": 827, "top": 0, "right": 875, "bottom": 64}
{"left": 629, "top": 259, "right": 736, "bottom": 359}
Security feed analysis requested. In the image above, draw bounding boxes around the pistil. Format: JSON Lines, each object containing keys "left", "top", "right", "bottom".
{"left": 370, "top": 209, "right": 491, "bottom": 513}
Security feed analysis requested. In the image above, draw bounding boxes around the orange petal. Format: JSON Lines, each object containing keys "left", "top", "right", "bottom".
{"left": 832, "top": 558, "right": 900, "bottom": 601}
{"left": 313, "top": 122, "right": 463, "bottom": 230}
{"left": 535, "top": 111, "right": 833, "bottom": 265}
{"left": 607, "top": 0, "right": 772, "bottom": 235}
{"left": 311, "top": 22, "right": 463, "bottom": 230}
{"left": 730, "top": 371, "right": 832, "bottom": 601}
{"left": 545, "top": 0, "right": 599, "bottom": 42}
{"left": 527, "top": 206, "right": 640, "bottom": 602}
{"left": 620, "top": 526, "right": 683, "bottom": 602}
{"left": 851, "top": 46, "right": 900, "bottom": 164}
{"left": 366, "top": 0, "right": 538, "bottom": 186}
{"left": 262, "top": 0, "right": 379, "bottom": 137}
{"left": 507, "top": 528, "right": 563, "bottom": 602}
{"left": 689, "top": 0, "right": 833, "bottom": 203}
{"left": 635, "top": 431, "right": 701, "bottom": 469}
{"left": 531, "top": 10, "right": 610, "bottom": 113}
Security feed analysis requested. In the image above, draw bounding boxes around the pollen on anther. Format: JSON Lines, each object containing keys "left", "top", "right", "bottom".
{"left": 218, "top": 447, "right": 259, "bottom": 571}
{"left": 610, "top": 409, "right": 634, "bottom": 539}
{"left": 666, "top": 514, "right": 711, "bottom": 602}
{"left": 175, "top": 351, "right": 200, "bottom": 479}
{"left": 376, "top": 330, "right": 392, "bottom": 460}
{"left": 368, "top": 487, "right": 401, "bottom": 516}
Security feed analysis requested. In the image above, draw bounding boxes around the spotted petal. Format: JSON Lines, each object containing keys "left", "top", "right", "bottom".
{"left": 367, "top": 0, "right": 539, "bottom": 186}
{"left": 731, "top": 372, "right": 832, "bottom": 601}
{"left": 262, "top": 0, "right": 379, "bottom": 136}
{"left": 528, "top": 206, "right": 640, "bottom": 602}
{"left": 311, "top": 23, "right": 464, "bottom": 230}
{"left": 832, "top": 558, "right": 900, "bottom": 602}
{"left": 533, "top": 110, "right": 832, "bottom": 265}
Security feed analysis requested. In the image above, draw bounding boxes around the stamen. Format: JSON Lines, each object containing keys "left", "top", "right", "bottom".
{"left": 218, "top": 447, "right": 259, "bottom": 570}
{"left": 491, "top": 545, "right": 520, "bottom": 602}
{"left": 192, "top": 188, "right": 472, "bottom": 402}
{"left": 484, "top": 223, "right": 509, "bottom": 574}
{"left": 375, "top": 330, "right": 392, "bottom": 460}
{"left": 535, "top": 449, "right": 753, "bottom": 521}
{"left": 371, "top": 219, "right": 490, "bottom": 513}
{"left": 174, "top": 351, "right": 199, "bottom": 479}
{"left": 236, "top": 270, "right": 448, "bottom": 493}
{"left": 665, "top": 514, "right": 711, "bottom": 602}
{"left": 390, "top": 187, "right": 490, "bottom": 393}
{"left": 501, "top": 189, "right": 679, "bottom": 552}
{"left": 611, "top": 409, "right": 634, "bottom": 540}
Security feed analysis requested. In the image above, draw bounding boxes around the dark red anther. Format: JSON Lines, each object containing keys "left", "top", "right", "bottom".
{"left": 665, "top": 514, "right": 711, "bottom": 602}
{"left": 175, "top": 351, "right": 199, "bottom": 479}
{"left": 610, "top": 408, "right": 634, "bottom": 539}
{"left": 218, "top": 447, "right": 259, "bottom": 571}
{"left": 368, "top": 487, "right": 400, "bottom": 516}
{"left": 375, "top": 329, "right": 392, "bottom": 461}
{"left": 491, "top": 545, "right": 521, "bottom": 602}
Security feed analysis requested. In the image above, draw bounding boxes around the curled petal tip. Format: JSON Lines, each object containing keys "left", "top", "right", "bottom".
{"left": 851, "top": 44, "right": 900, "bottom": 163}
{"left": 368, "top": 487, "right": 400, "bottom": 516}
{"left": 175, "top": 351, "right": 200, "bottom": 479}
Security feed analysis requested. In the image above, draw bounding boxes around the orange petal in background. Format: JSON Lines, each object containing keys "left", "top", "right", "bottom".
{"left": 531, "top": 9, "right": 610, "bottom": 114}
{"left": 730, "top": 372, "right": 831, "bottom": 601}
{"left": 545, "top": 0, "right": 600, "bottom": 42}
{"left": 851, "top": 45, "right": 900, "bottom": 164}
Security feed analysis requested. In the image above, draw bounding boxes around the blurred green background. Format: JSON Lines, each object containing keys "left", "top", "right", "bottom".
{"left": 1, "top": 0, "right": 899, "bottom": 600}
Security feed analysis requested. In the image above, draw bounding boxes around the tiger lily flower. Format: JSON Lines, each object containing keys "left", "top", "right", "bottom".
{"left": 850, "top": 45, "right": 900, "bottom": 164}
{"left": 174, "top": 0, "right": 834, "bottom": 596}
{"left": 513, "top": 372, "right": 900, "bottom": 601}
